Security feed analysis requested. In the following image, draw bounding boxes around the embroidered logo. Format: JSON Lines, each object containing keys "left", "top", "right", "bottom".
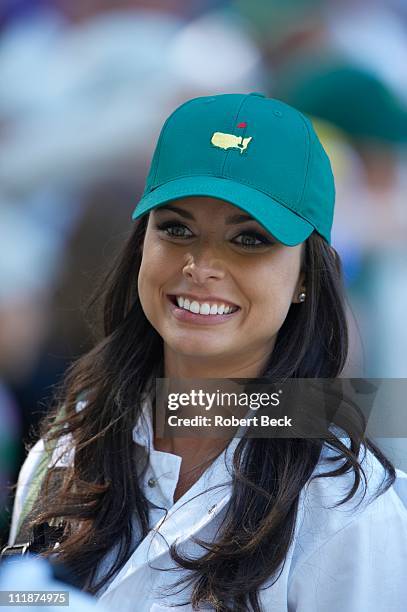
{"left": 211, "top": 131, "right": 253, "bottom": 154}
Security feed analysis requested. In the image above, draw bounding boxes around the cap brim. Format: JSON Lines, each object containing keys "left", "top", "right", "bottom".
{"left": 132, "top": 176, "right": 314, "bottom": 246}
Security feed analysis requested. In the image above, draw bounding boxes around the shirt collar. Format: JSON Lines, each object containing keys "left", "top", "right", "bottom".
{"left": 132, "top": 393, "right": 154, "bottom": 448}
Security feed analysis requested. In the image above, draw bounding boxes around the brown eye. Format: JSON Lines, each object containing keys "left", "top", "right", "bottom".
{"left": 233, "top": 232, "right": 272, "bottom": 249}
{"left": 156, "top": 221, "right": 193, "bottom": 239}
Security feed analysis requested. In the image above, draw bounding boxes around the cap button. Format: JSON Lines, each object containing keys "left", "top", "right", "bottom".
{"left": 249, "top": 92, "right": 266, "bottom": 98}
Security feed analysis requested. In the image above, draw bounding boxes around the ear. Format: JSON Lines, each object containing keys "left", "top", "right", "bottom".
{"left": 292, "top": 271, "right": 306, "bottom": 304}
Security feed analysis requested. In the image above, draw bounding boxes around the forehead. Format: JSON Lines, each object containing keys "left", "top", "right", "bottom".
{"left": 153, "top": 196, "right": 257, "bottom": 222}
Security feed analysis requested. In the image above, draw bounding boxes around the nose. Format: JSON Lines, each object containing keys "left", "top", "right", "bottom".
{"left": 182, "top": 244, "right": 226, "bottom": 285}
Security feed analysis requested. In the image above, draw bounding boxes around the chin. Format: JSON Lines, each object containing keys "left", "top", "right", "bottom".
{"left": 166, "top": 337, "right": 229, "bottom": 359}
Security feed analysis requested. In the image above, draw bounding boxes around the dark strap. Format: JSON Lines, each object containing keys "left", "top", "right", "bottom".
{"left": 0, "top": 542, "right": 31, "bottom": 558}
{"left": 1, "top": 523, "right": 83, "bottom": 590}
{"left": 1, "top": 467, "right": 67, "bottom": 559}
{"left": 3, "top": 405, "right": 70, "bottom": 559}
{"left": 1, "top": 523, "right": 66, "bottom": 559}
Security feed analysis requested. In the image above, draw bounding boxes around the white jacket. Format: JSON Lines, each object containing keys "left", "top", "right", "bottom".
{"left": 9, "top": 396, "right": 407, "bottom": 611}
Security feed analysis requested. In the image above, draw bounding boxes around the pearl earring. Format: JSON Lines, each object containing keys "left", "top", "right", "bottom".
{"left": 298, "top": 292, "right": 306, "bottom": 302}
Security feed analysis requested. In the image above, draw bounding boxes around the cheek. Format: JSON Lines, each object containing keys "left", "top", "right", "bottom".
{"left": 137, "top": 242, "right": 162, "bottom": 315}
{"left": 137, "top": 239, "right": 181, "bottom": 319}
{"left": 137, "top": 261, "right": 150, "bottom": 309}
{"left": 246, "top": 257, "right": 301, "bottom": 324}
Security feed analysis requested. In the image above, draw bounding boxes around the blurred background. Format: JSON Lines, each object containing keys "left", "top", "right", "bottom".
{"left": 1, "top": 0, "right": 406, "bottom": 547}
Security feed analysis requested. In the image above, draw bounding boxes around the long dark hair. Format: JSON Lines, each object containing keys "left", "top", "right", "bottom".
{"left": 29, "top": 215, "right": 395, "bottom": 611}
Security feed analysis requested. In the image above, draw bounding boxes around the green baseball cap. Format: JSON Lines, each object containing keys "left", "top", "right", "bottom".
{"left": 132, "top": 92, "right": 335, "bottom": 246}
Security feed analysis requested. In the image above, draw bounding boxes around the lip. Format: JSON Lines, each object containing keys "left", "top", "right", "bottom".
{"left": 166, "top": 295, "right": 241, "bottom": 325}
{"left": 167, "top": 293, "right": 239, "bottom": 309}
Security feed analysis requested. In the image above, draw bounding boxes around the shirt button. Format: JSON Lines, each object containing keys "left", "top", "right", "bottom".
{"left": 147, "top": 477, "right": 157, "bottom": 487}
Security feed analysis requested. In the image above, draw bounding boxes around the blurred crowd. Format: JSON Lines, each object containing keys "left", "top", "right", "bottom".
{"left": 1, "top": 0, "right": 407, "bottom": 547}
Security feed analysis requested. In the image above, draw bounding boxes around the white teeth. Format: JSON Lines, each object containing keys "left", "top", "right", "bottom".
{"left": 199, "top": 303, "right": 211, "bottom": 315}
{"left": 174, "top": 296, "right": 238, "bottom": 315}
{"left": 190, "top": 301, "right": 200, "bottom": 314}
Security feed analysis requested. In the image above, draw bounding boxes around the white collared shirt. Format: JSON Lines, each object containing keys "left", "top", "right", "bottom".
{"left": 9, "top": 395, "right": 407, "bottom": 611}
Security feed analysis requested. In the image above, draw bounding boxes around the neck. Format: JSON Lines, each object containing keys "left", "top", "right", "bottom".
{"left": 153, "top": 344, "right": 273, "bottom": 480}
{"left": 163, "top": 343, "right": 273, "bottom": 379}
{"left": 153, "top": 375, "right": 247, "bottom": 474}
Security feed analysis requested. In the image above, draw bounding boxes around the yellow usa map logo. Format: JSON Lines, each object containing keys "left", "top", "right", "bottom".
{"left": 211, "top": 131, "right": 253, "bottom": 154}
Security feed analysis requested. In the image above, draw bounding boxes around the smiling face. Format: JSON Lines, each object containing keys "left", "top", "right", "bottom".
{"left": 137, "top": 197, "right": 306, "bottom": 378}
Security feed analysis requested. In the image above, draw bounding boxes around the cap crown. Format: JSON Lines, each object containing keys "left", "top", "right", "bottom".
{"left": 142, "top": 93, "right": 335, "bottom": 243}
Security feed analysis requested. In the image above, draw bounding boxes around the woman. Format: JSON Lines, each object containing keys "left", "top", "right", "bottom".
{"left": 7, "top": 93, "right": 407, "bottom": 611}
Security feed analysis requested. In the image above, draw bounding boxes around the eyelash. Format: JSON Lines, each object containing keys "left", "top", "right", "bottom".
{"left": 155, "top": 221, "right": 273, "bottom": 250}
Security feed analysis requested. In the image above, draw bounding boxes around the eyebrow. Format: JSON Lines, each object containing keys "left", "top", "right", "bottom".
{"left": 154, "top": 203, "right": 256, "bottom": 225}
